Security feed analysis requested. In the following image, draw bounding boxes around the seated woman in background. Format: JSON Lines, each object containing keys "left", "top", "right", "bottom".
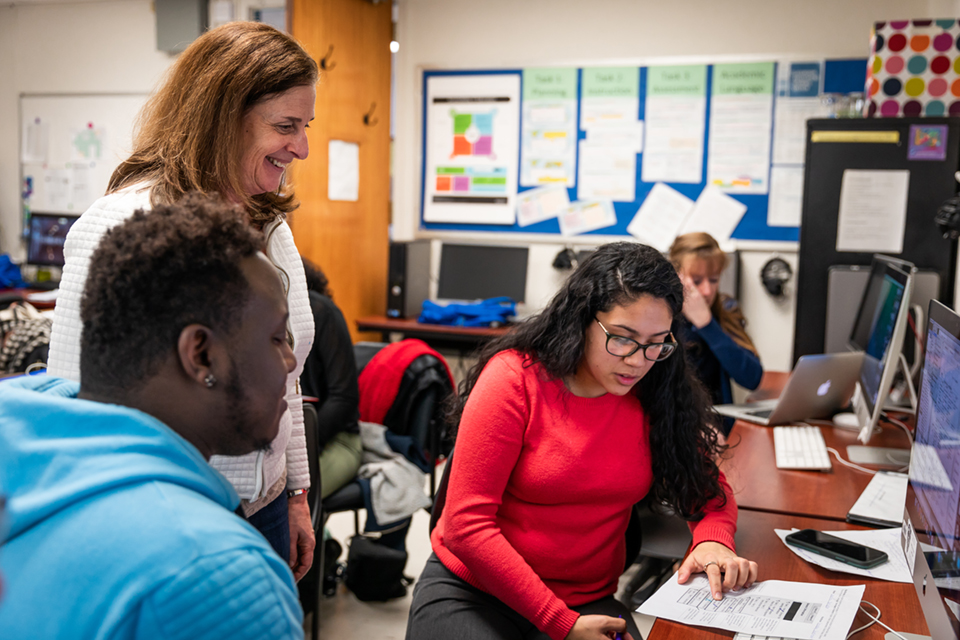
{"left": 300, "top": 259, "right": 363, "bottom": 499}
{"left": 669, "top": 232, "right": 762, "bottom": 434}
{"left": 406, "top": 242, "right": 757, "bottom": 640}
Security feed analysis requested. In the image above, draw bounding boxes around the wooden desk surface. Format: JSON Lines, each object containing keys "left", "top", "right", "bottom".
{"left": 648, "top": 510, "right": 928, "bottom": 639}
{"left": 355, "top": 315, "right": 511, "bottom": 350}
{"left": 721, "top": 371, "right": 913, "bottom": 522}
{"left": 720, "top": 418, "right": 912, "bottom": 522}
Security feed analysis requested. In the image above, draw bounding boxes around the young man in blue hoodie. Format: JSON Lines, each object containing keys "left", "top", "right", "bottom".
{"left": 0, "top": 194, "right": 303, "bottom": 639}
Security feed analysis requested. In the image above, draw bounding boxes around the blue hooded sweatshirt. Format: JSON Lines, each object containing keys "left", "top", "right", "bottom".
{"left": 0, "top": 376, "right": 303, "bottom": 640}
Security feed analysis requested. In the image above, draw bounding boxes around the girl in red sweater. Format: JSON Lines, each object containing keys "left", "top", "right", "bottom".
{"left": 406, "top": 242, "right": 757, "bottom": 640}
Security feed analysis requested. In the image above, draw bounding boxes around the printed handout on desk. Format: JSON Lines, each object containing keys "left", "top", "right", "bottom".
{"left": 520, "top": 68, "right": 578, "bottom": 187}
{"left": 626, "top": 183, "right": 694, "bottom": 252}
{"left": 423, "top": 74, "right": 521, "bottom": 224}
{"left": 558, "top": 199, "right": 616, "bottom": 236}
{"left": 835, "top": 169, "right": 909, "bottom": 253}
{"left": 642, "top": 65, "right": 707, "bottom": 184}
{"left": 846, "top": 471, "right": 908, "bottom": 527}
{"left": 679, "top": 185, "right": 747, "bottom": 242}
{"left": 707, "top": 62, "right": 775, "bottom": 195}
{"left": 776, "top": 527, "right": 913, "bottom": 583}
{"left": 515, "top": 184, "right": 570, "bottom": 227}
{"left": 637, "top": 573, "right": 864, "bottom": 640}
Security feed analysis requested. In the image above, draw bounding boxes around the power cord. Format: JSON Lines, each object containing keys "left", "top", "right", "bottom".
{"left": 826, "top": 447, "right": 880, "bottom": 475}
{"left": 846, "top": 600, "right": 910, "bottom": 640}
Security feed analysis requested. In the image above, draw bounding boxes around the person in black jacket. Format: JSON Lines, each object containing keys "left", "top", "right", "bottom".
{"left": 300, "top": 259, "right": 363, "bottom": 499}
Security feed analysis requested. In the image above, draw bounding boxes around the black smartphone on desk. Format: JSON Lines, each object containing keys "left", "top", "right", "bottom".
{"left": 785, "top": 529, "right": 889, "bottom": 569}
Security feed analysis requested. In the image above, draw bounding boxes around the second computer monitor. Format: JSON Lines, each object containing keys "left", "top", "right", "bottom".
{"left": 902, "top": 299, "right": 960, "bottom": 640}
{"left": 849, "top": 256, "right": 914, "bottom": 445}
{"left": 437, "top": 243, "right": 528, "bottom": 303}
{"left": 27, "top": 212, "right": 79, "bottom": 268}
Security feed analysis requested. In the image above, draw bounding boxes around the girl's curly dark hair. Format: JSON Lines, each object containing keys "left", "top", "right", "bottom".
{"left": 449, "top": 241, "right": 726, "bottom": 519}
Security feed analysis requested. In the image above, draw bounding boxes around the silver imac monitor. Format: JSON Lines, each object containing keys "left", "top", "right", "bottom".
{"left": 901, "top": 299, "right": 960, "bottom": 640}
{"left": 840, "top": 256, "right": 914, "bottom": 452}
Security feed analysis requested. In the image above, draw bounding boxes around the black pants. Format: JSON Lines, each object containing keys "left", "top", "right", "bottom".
{"left": 406, "top": 554, "right": 643, "bottom": 640}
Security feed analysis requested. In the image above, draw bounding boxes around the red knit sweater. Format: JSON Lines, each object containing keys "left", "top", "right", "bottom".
{"left": 432, "top": 350, "right": 738, "bottom": 640}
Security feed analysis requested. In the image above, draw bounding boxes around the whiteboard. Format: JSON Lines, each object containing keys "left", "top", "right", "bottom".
{"left": 20, "top": 93, "right": 149, "bottom": 215}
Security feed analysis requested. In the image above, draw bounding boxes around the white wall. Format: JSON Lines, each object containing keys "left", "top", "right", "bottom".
{"left": 393, "top": 0, "right": 960, "bottom": 371}
{"left": 0, "top": 0, "right": 174, "bottom": 260}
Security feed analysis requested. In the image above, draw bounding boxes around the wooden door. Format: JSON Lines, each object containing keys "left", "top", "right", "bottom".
{"left": 289, "top": 0, "right": 391, "bottom": 342}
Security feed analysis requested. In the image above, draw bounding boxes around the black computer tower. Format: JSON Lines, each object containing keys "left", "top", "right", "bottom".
{"left": 386, "top": 240, "right": 431, "bottom": 318}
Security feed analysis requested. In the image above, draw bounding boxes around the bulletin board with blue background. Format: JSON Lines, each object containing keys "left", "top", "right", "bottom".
{"left": 419, "top": 59, "right": 867, "bottom": 246}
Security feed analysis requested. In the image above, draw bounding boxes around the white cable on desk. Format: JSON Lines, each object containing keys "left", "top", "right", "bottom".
{"left": 846, "top": 601, "right": 910, "bottom": 640}
{"left": 826, "top": 447, "right": 879, "bottom": 475}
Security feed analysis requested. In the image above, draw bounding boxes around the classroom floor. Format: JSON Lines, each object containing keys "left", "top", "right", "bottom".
{"left": 311, "top": 465, "right": 658, "bottom": 639}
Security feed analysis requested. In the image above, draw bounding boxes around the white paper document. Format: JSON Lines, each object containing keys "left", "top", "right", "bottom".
{"left": 515, "top": 184, "right": 570, "bottom": 227}
{"left": 638, "top": 573, "right": 864, "bottom": 640}
{"left": 836, "top": 170, "right": 909, "bottom": 253}
{"left": 626, "top": 183, "right": 695, "bottom": 252}
{"left": 707, "top": 94, "right": 774, "bottom": 194}
{"left": 679, "top": 185, "right": 747, "bottom": 242}
{"left": 846, "top": 471, "right": 908, "bottom": 527}
{"left": 520, "top": 100, "right": 578, "bottom": 187}
{"left": 328, "top": 140, "right": 360, "bottom": 202}
{"left": 586, "top": 121, "right": 644, "bottom": 153}
{"left": 772, "top": 97, "right": 830, "bottom": 165}
{"left": 776, "top": 527, "right": 913, "bottom": 583}
{"left": 767, "top": 166, "right": 804, "bottom": 227}
{"left": 558, "top": 199, "right": 616, "bottom": 236}
{"left": 642, "top": 95, "right": 706, "bottom": 184}
{"left": 576, "top": 139, "right": 637, "bottom": 202}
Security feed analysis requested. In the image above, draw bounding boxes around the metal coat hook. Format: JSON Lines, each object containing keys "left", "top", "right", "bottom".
{"left": 363, "top": 102, "right": 378, "bottom": 127}
{"left": 319, "top": 45, "right": 336, "bottom": 71}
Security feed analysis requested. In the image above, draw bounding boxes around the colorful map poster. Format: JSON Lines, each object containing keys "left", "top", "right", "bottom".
{"left": 424, "top": 74, "right": 521, "bottom": 224}
{"left": 643, "top": 65, "right": 707, "bottom": 184}
{"left": 520, "top": 67, "right": 578, "bottom": 187}
{"left": 707, "top": 62, "right": 775, "bottom": 194}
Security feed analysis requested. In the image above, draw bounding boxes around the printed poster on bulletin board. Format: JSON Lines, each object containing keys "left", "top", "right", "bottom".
{"left": 423, "top": 74, "right": 521, "bottom": 224}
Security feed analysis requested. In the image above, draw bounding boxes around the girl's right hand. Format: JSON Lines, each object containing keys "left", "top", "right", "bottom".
{"left": 564, "top": 614, "right": 633, "bottom": 640}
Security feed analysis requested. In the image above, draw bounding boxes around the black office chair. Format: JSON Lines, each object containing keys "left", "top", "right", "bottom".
{"left": 617, "top": 499, "right": 692, "bottom": 608}
{"left": 298, "top": 402, "right": 323, "bottom": 640}
{"left": 321, "top": 341, "right": 452, "bottom": 534}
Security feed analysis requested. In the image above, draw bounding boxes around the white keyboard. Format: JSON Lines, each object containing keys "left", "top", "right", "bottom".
{"left": 773, "top": 426, "right": 832, "bottom": 471}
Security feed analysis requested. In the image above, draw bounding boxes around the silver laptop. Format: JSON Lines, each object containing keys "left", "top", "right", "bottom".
{"left": 714, "top": 352, "right": 864, "bottom": 426}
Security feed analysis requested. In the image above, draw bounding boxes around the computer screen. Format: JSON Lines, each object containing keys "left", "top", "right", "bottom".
{"left": 437, "top": 243, "right": 528, "bottom": 303}
{"left": 27, "top": 213, "right": 79, "bottom": 268}
{"left": 903, "top": 299, "right": 960, "bottom": 639}
{"left": 850, "top": 256, "right": 913, "bottom": 445}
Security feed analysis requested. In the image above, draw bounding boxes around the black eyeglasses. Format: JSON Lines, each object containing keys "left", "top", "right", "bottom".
{"left": 595, "top": 319, "right": 677, "bottom": 361}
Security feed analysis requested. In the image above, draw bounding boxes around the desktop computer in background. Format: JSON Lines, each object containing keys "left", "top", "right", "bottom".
{"left": 902, "top": 299, "right": 960, "bottom": 640}
{"left": 834, "top": 255, "right": 914, "bottom": 466}
{"left": 386, "top": 240, "right": 431, "bottom": 318}
{"left": 24, "top": 212, "right": 79, "bottom": 287}
{"left": 436, "top": 243, "right": 528, "bottom": 304}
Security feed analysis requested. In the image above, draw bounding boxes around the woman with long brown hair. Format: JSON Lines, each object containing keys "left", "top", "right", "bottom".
{"left": 668, "top": 232, "right": 763, "bottom": 434}
{"left": 47, "top": 21, "right": 319, "bottom": 581}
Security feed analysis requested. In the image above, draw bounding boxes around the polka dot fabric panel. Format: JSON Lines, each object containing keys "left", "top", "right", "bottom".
{"left": 866, "top": 19, "right": 960, "bottom": 117}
